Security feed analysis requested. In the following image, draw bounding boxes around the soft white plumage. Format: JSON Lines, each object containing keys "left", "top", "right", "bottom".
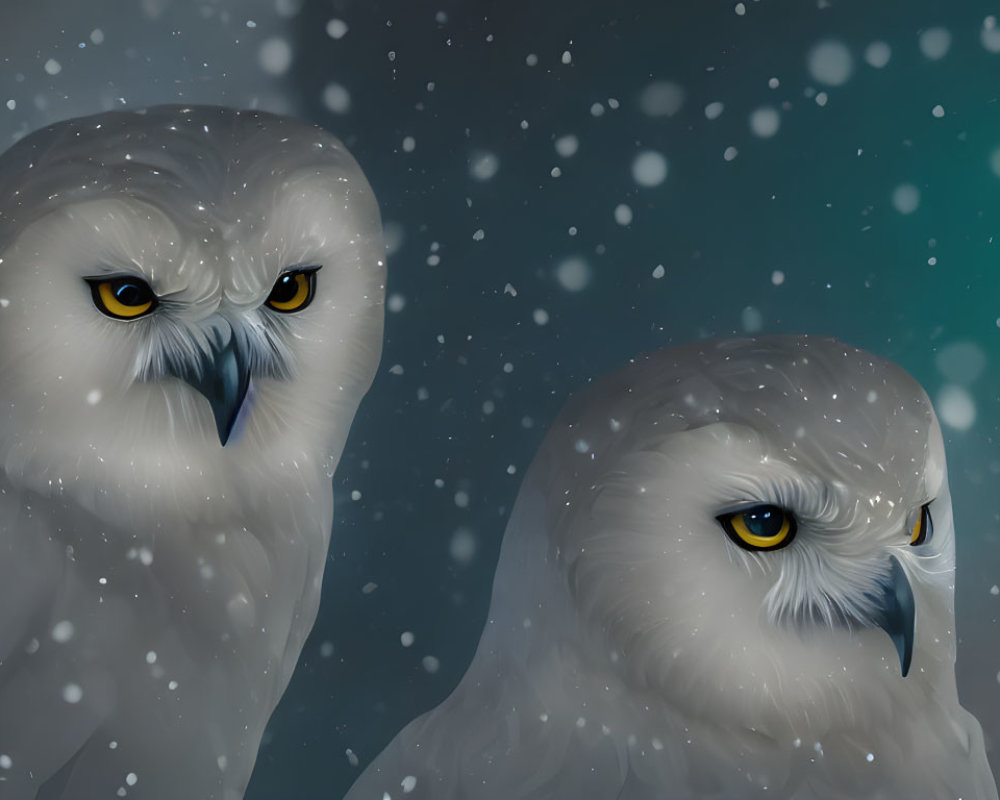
{"left": 0, "top": 106, "right": 384, "bottom": 798}
{"left": 348, "top": 336, "right": 997, "bottom": 800}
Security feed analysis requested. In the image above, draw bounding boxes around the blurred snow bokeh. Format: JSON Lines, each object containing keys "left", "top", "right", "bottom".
{"left": 3, "top": 1, "right": 1000, "bottom": 799}
{"left": 0, "top": 0, "right": 296, "bottom": 143}
{"left": 292, "top": 2, "right": 1000, "bottom": 795}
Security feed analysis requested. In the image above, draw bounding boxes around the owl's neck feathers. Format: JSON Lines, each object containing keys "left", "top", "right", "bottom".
{"left": 379, "top": 450, "right": 986, "bottom": 799}
{"left": 389, "top": 541, "right": 987, "bottom": 799}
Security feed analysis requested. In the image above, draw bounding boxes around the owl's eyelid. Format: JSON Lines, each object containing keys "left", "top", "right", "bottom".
{"left": 277, "top": 263, "right": 323, "bottom": 277}
{"left": 82, "top": 270, "right": 156, "bottom": 286}
{"left": 907, "top": 499, "right": 935, "bottom": 522}
{"left": 715, "top": 499, "right": 797, "bottom": 518}
{"left": 151, "top": 291, "right": 184, "bottom": 306}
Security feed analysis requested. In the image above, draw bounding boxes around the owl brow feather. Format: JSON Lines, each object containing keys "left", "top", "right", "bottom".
{"left": 719, "top": 468, "right": 907, "bottom": 630}
{"left": 130, "top": 313, "right": 293, "bottom": 384}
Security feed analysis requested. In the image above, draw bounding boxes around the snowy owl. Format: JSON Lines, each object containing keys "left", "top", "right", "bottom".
{"left": 0, "top": 106, "right": 385, "bottom": 799}
{"left": 347, "top": 336, "right": 997, "bottom": 800}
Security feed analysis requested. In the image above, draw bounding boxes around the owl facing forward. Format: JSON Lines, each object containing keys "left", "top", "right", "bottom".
{"left": 0, "top": 106, "right": 384, "bottom": 798}
{"left": 348, "top": 336, "right": 997, "bottom": 800}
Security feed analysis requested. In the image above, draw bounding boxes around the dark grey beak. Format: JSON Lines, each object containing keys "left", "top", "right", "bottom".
{"left": 874, "top": 555, "right": 915, "bottom": 677}
{"left": 166, "top": 322, "right": 251, "bottom": 446}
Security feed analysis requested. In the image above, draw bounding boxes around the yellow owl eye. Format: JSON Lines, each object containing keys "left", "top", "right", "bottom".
{"left": 909, "top": 503, "right": 933, "bottom": 546}
{"left": 265, "top": 267, "right": 319, "bottom": 313}
{"left": 718, "top": 504, "right": 797, "bottom": 551}
{"left": 87, "top": 276, "right": 157, "bottom": 320}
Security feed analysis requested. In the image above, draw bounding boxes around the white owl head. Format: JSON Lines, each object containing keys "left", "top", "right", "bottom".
{"left": 489, "top": 336, "right": 955, "bottom": 737}
{"left": 0, "top": 105, "right": 385, "bottom": 526}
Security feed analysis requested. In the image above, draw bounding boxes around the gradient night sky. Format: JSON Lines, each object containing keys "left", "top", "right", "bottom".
{"left": 1, "top": 1, "right": 997, "bottom": 797}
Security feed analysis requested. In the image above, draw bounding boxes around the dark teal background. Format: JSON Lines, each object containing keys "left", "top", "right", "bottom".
{"left": 243, "top": 1, "right": 1000, "bottom": 797}
{"left": 4, "top": 0, "right": 998, "bottom": 796}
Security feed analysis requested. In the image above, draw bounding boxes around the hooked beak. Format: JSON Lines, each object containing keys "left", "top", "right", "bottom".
{"left": 873, "top": 555, "right": 915, "bottom": 677}
{"left": 165, "top": 321, "right": 251, "bottom": 446}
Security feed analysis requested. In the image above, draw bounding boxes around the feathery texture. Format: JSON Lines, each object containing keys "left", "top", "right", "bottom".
{"left": 0, "top": 105, "right": 385, "bottom": 799}
{"left": 347, "top": 336, "right": 996, "bottom": 800}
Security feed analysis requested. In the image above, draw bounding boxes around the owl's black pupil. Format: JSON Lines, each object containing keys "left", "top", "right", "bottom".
{"left": 271, "top": 274, "right": 298, "bottom": 303}
{"left": 114, "top": 281, "right": 147, "bottom": 306}
{"left": 743, "top": 506, "right": 783, "bottom": 538}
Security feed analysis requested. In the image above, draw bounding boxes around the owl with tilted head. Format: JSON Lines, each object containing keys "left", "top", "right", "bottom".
{"left": 0, "top": 105, "right": 384, "bottom": 799}
{"left": 347, "top": 336, "right": 997, "bottom": 800}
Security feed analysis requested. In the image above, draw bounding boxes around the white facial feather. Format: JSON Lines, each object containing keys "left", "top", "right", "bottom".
{"left": 347, "top": 336, "right": 997, "bottom": 800}
{"left": 0, "top": 106, "right": 384, "bottom": 799}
